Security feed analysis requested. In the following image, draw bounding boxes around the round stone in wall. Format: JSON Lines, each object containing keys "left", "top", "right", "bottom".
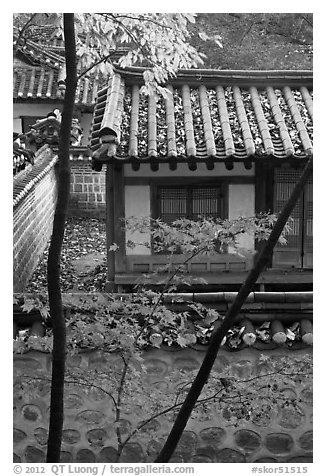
{"left": 147, "top": 436, "right": 166, "bottom": 457}
{"left": 279, "top": 387, "right": 297, "bottom": 400}
{"left": 62, "top": 429, "right": 81, "bottom": 444}
{"left": 116, "top": 419, "right": 132, "bottom": 435}
{"left": 234, "top": 429, "right": 262, "bottom": 452}
{"left": 298, "top": 430, "right": 313, "bottom": 451}
{"left": 120, "top": 442, "right": 144, "bottom": 463}
{"left": 175, "top": 431, "right": 197, "bottom": 460}
{"left": 191, "top": 454, "right": 213, "bottom": 463}
{"left": 34, "top": 427, "right": 48, "bottom": 446}
{"left": 265, "top": 433, "right": 294, "bottom": 454}
{"left": 254, "top": 457, "right": 278, "bottom": 463}
{"left": 66, "top": 354, "right": 82, "bottom": 368}
{"left": 287, "top": 454, "right": 313, "bottom": 463}
{"left": 21, "top": 404, "right": 42, "bottom": 422}
{"left": 277, "top": 405, "right": 305, "bottom": 429}
{"left": 60, "top": 451, "right": 73, "bottom": 462}
{"left": 139, "top": 418, "right": 161, "bottom": 434}
{"left": 13, "top": 428, "right": 27, "bottom": 444}
{"left": 76, "top": 449, "right": 96, "bottom": 463}
{"left": 145, "top": 359, "right": 168, "bottom": 377}
{"left": 24, "top": 446, "right": 45, "bottom": 463}
{"left": 86, "top": 428, "right": 108, "bottom": 447}
{"left": 199, "top": 427, "right": 226, "bottom": 448}
{"left": 97, "top": 446, "right": 119, "bottom": 463}
{"left": 215, "top": 448, "right": 246, "bottom": 463}
{"left": 76, "top": 410, "right": 105, "bottom": 424}
{"left": 65, "top": 393, "right": 84, "bottom": 410}
{"left": 191, "top": 446, "right": 216, "bottom": 463}
{"left": 151, "top": 380, "right": 169, "bottom": 392}
{"left": 300, "top": 385, "right": 313, "bottom": 404}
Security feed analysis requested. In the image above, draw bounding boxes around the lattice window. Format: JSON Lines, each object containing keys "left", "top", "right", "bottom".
{"left": 273, "top": 168, "right": 313, "bottom": 268}
{"left": 158, "top": 185, "right": 223, "bottom": 223}
{"left": 156, "top": 184, "right": 224, "bottom": 254}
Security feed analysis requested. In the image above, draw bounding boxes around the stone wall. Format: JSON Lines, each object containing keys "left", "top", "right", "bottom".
{"left": 13, "top": 347, "right": 312, "bottom": 464}
{"left": 69, "top": 160, "right": 106, "bottom": 218}
{"left": 13, "top": 146, "right": 58, "bottom": 292}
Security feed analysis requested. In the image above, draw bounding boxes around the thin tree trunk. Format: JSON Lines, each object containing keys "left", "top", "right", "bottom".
{"left": 155, "top": 156, "right": 313, "bottom": 463}
{"left": 46, "top": 13, "right": 77, "bottom": 463}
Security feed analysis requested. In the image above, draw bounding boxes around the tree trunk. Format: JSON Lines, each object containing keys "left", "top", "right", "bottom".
{"left": 46, "top": 13, "right": 77, "bottom": 463}
{"left": 155, "top": 156, "right": 313, "bottom": 463}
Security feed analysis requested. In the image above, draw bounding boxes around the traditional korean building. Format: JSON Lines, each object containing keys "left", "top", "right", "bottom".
{"left": 89, "top": 67, "right": 313, "bottom": 291}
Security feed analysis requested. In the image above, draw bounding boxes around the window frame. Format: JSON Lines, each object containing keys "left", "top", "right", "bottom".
{"left": 151, "top": 179, "right": 228, "bottom": 222}
{"left": 151, "top": 180, "right": 228, "bottom": 255}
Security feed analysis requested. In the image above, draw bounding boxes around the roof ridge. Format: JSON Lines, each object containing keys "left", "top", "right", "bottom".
{"left": 113, "top": 65, "right": 313, "bottom": 79}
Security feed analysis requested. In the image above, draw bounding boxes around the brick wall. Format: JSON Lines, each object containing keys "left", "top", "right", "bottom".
{"left": 69, "top": 159, "right": 106, "bottom": 218}
{"left": 13, "top": 146, "right": 58, "bottom": 292}
{"left": 13, "top": 347, "right": 312, "bottom": 463}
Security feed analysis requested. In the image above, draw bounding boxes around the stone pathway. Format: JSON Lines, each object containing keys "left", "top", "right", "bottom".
{"left": 70, "top": 251, "right": 106, "bottom": 290}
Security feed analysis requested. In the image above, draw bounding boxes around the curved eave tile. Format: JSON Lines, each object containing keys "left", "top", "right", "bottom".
{"left": 249, "top": 86, "right": 274, "bottom": 155}
{"left": 283, "top": 86, "right": 313, "bottom": 156}
{"left": 198, "top": 85, "right": 217, "bottom": 157}
{"left": 182, "top": 84, "right": 197, "bottom": 157}
{"left": 300, "top": 86, "right": 313, "bottom": 122}
{"left": 147, "top": 93, "right": 157, "bottom": 157}
{"left": 128, "top": 84, "right": 140, "bottom": 157}
{"left": 216, "top": 85, "right": 235, "bottom": 157}
{"left": 165, "top": 85, "right": 178, "bottom": 158}
{"left": 266, "top": 86, "right": 294, "bottom": 156}
{"left": 232, "top": 85, "right": 255, "bottom": 156}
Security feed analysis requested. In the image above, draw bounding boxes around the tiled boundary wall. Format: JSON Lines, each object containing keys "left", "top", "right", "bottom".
{"left": 13, "top": 347, "right": 312, "bottom": 464}
{"left": 13, "top": 152, "right": 105, "bottom": 291}
{"left": 13, "top": 146, "right": 58, "bottom": 292}
{"left": 69, "top": 159, "right": 106, "bottom": 218}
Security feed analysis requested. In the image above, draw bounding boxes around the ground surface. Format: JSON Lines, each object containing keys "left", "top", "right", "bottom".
{"left": 26, "top": 217, "right": 107, "bottom": 293}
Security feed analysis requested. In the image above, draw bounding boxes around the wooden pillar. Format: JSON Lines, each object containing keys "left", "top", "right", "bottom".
{"left": 113, "top": 164, "right": 126, "bottom": 273}
{"left": 106, "top": 163, "right": 116, "bottom": 292}
{"left": 255, "top": 162, "right": 267, "bottom": 269}
{"left": 255, "top": 162, "right": 274, "bottom": 269}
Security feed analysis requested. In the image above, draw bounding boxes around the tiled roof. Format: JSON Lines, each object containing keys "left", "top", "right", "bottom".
{"left": 13, "top": 145, "right": 57, "bottom": 206}
{"left": 13, "top": 66, "right": 105, "bottom": 107}
{"left": 90, "top": 67, "right": 313, "bottom": 163}
{"left": 13, "top": 34, "right": 129, "bottom": 106}
{"left": 14, "top": 34, "right": 65, "bottom": 68}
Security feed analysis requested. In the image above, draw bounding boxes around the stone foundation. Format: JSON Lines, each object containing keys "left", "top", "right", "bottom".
{"left": 13, "top": 347, "right": 312, "bottom": 463}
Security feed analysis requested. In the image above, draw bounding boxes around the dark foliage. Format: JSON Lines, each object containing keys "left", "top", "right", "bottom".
{"left": 189, "top": 13, "right": 312, "bottom": 70}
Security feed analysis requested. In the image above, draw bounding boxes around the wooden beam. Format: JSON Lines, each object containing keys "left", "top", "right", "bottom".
{"left": 114, "top": 269, "right": 313, "bottom": 286}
